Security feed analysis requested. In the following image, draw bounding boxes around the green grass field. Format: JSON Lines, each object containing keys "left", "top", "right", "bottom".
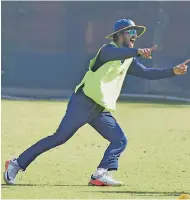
{"left": 1, "top": 99, "right": 190, "bottom": 199}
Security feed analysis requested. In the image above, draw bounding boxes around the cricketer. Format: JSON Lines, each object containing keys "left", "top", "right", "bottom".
{"left": 4, "top": 19, "right": 189, "bottom": 186}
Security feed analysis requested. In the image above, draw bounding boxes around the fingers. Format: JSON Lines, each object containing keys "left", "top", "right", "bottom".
{"left": 181, "top": 59, "right": 190, "bottom": 65}
{"left": 178, "top": 64, "right": 188, "bottom": 74}
{"left": 172, "top": 59, "right": 189, "bottom": 75}
{"left": 138, "top": 45, "right": 157, "bottom": 59}
{"left": 181, "top": 65, "right": 188, "bottom": 72}
{"left": 149, "top": 45, "right": 157, "bottom": 52}
{"left": 176, "top": 59, "right": 190, "bottom": 71}
{"left": 143, "top": 45, "right": 157, "bottom": 53}
{"left": 142, "top": 45, "right": 157, "bottom": 58}
{"left": 141, "top": 51, "right": 151, "bottom": 59}
{"left": 141, "top": 48, "right": 149, "bottom": 54}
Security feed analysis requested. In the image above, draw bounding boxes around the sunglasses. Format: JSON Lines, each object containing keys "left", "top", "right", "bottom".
{"left": 124, "top": 29, "right": 137, "bottom": 37}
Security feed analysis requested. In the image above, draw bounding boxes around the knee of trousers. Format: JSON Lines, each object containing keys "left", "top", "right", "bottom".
{"left": 52, "top": 130, "right": 69, "bottom": 146}
{"left": 110, "top": 134, "right": 127, "bottom": 151}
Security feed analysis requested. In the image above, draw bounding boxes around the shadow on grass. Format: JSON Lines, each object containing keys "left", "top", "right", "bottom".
{"left": 1, "top": 183, "right": 88, "bottom": 187}
{"left": 89, "top": 190, "right": 187, "bottom": 197}
{"left": 2, "top": 184, "right": 188, "bottom": 197}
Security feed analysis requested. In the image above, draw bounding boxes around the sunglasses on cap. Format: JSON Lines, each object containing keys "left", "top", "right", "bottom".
{"left": 124, "top": 29, "right": 137, "bottom": 37}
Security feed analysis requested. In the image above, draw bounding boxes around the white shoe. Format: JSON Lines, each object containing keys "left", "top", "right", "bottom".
{"left": 4, "top": 159, "right": 20, "bottom": 185}
{"left": 88, "top": 171, "right": 124, "bottom": 186}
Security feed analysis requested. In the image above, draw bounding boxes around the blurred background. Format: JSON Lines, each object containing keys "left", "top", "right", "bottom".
{"left": 1, "top": 1, "right": 190, "bottom": 100}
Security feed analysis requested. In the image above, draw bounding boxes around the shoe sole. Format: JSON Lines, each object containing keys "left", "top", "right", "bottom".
{"left": 88, "top": 182, "right": 108, "bottom": 186}
{"left": 88, "top": 179, "right": 123, "bottom": 187}
{"left": 88, "top": 182, "right": 123, "bottom": 187}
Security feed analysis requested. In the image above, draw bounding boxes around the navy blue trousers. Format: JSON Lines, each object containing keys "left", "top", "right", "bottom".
{"left": 17, "top": 90, "right": 127, "bottom": 171}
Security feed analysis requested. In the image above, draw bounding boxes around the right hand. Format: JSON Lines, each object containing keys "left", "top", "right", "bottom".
{"left": 138, "top": 45, "right": 157, "bottom": 59}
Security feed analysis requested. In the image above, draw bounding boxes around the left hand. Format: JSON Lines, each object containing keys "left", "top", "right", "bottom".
{"left": 173, "top": 59, "right": 190, "bottom": 75}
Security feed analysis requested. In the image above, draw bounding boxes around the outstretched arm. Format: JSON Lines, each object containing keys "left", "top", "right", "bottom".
{"left": 127, "top": 58, "right": 189, "bottom": 80}
{"left": 99, "top": 44, "right": 139, "bottom": 62}
{"left": 99, "top": 44, "right": 157, "bottom": 62}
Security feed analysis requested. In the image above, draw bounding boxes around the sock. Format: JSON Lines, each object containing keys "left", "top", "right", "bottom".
{"left": 93, "top": 168, "right": 107, "bottom": 177}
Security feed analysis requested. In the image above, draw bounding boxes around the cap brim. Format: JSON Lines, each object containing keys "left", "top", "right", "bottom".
{"left": 105, "top": 25, "right": 146, "bottom": 39}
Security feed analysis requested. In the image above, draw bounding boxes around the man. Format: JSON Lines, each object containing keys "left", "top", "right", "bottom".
{"left": 4, "top": 19, "right": 189, "bottom": 186}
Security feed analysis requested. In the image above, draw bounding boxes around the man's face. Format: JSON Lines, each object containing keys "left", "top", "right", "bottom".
{"left": 121, "top": 29, "right": 137, "bottom": 48}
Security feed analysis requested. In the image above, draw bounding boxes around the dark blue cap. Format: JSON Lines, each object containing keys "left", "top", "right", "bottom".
{"left": 114, "top": 19, "right": 136, "bottom": 32}
{"left": 106, "top": 19, "right": 146, "bottom": 39}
